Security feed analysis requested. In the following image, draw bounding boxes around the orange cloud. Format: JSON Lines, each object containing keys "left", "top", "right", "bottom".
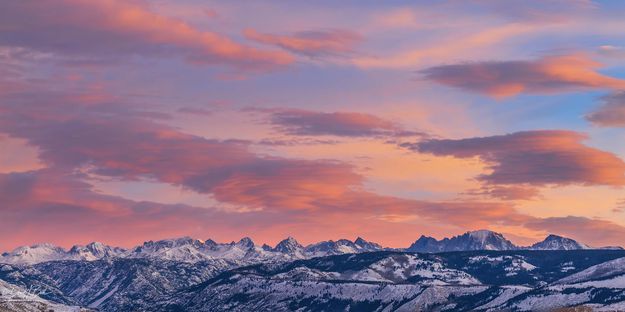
{"left": 0, "top": 0, "right": 293, "bottom": 70}
{"left": 4, "top": 168, "right": 625, "bottom": 250}
{"left": 210, "top": 160, "right": 361, "bottom": 211}
{"left": 0, "top": 89, "right": 366, "bottom": 213}
{"left": 0, "top": 87, "right": 543, "bottom": 248}
{"left": 0, "top": 169, "right": 301, "bottom": 250}
{"left": 421, "top": 54, "right": 625, "bottom": 97}
{"left": 408, "top": 130, "right": 625, "bottom": 187}
{"left": 3, "top": 78, "right": 625, "bottom": 249}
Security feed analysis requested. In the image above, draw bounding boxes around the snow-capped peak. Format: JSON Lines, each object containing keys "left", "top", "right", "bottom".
{"left": 127, "top": 237, "right": 216, "bottom": 262}
{"left": 0, "top": 241, "right": 129, "bottom": 265}
{"left": 146, "top": 236, "right": 203, "bottom": 248}
{"left": 0, "top": 243, "right": 69, "bottom": 265}
{"left": 69, "top": 242, "right": 125, "bottom": 261}
{"left": 1, "top": 231, "right": 613, "bottom": 265}
{"left": 530, "top": 234, "right": 590, "bottom": 250}
{"left": 407, "top": 235, "right": 442, "bottom": 252}
{"left": 467, "top": 229, "right": 498, "bottom": 242}
{"left": 204, "top": 239, "right": 218, "bottom": 249}
{"left": 274, "top": 237, "right": 303, "bottom": 253}
{"left": 407, "top": 230, "right": 516, "bottom": 252}
{"left": 235, "top": 237, "right": 255, "bottom": 249}
{"left": 451, "top": 230, "right": 513, "bottom": 250}
{"left": 304, "top": 238, "right": 384, "bottom": 256}
{"left": 354, "top": 237, "right": 383, "bottom": 251}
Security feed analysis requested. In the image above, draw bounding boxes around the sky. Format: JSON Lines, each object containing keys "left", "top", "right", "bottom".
{"left": 2, "top": 0, "right": 625, "bottom": 250}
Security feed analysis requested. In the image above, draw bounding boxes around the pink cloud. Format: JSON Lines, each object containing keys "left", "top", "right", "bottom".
{"left": 0, "top": 0, "right": 293, "bottom": 70}
{"left": 0, "top": 89, "right": 366, "bottom": 213}
{"left": 421, "top": 54, "right": 625, "bottom": 97}
{"left": 0, "top": 86, "right": 537, "bottom": 248}
{"left": 0, "top": 169, "right": 302, "bottom": 250}
{"left": 586, "top": 92, "right": 625, "bottom": 127}
{"left": 2, "top": 79, "right": 625, "bottom": 249}
{"left": 0, "top": 169, "right": 538, "bottom": 250}
{"left": 409, "top": 130, "right": 625, "bottom": 187}
{"left": 259, "top": 108, "right": 425, "bottom": 137}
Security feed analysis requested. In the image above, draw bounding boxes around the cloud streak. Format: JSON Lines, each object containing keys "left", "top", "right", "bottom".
{"left": 244, "top": 29, "right": 361, "bottom": 58}
{"left": 464, "top": 185, "right": 542, "bottom": 201}
{"left": 421, "top": 54, "right": 625, "bottom": 97}
{"left": 262, "top": 108, "right": 425, "bottom": 138}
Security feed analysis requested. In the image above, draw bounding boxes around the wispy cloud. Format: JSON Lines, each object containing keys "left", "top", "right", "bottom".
{"left": 244, "top": 28, "right": 362, "bottom": 58}
{"left": 177, "top": 107, "right": 214, "bottom": 116}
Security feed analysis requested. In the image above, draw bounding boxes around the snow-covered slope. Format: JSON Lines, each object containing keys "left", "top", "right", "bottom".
{"left": 0, "top": 231, "right": 622, "bottom": 311}
{"left": 154, "top": 250, "right": 625, "bottom": 312}
{"left": 556, "top": 256, "right": 625, "bottom": 285}
{"left": 271, "top": 252, "right": 480, "bottom": 285}
{"left": 33, "top": 257, "right": 236, "bottom": 311}
{"left": 0, "top": 263, "right": 76, "bottom": 305}
{"left": 495, "top": 256, "right": 625, "bottom": 312}
{"left": 3, "top": 249, "right": 625, "bottom": 311}
{"left": 156, "top": 252, "right": 485, "bottom": 311}
{"left": 0, "top": 279, "right": 90, "bottom": 312}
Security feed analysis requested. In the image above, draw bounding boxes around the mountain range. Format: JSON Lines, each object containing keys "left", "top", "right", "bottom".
{"left": 2, "top": 230, "right": 625, "bottom": 311}
{"left": 0, "top": 236, "right": 386, "bottom": 266}
{"left": 2, "top": 230, "right": 619, "bottom": 266}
